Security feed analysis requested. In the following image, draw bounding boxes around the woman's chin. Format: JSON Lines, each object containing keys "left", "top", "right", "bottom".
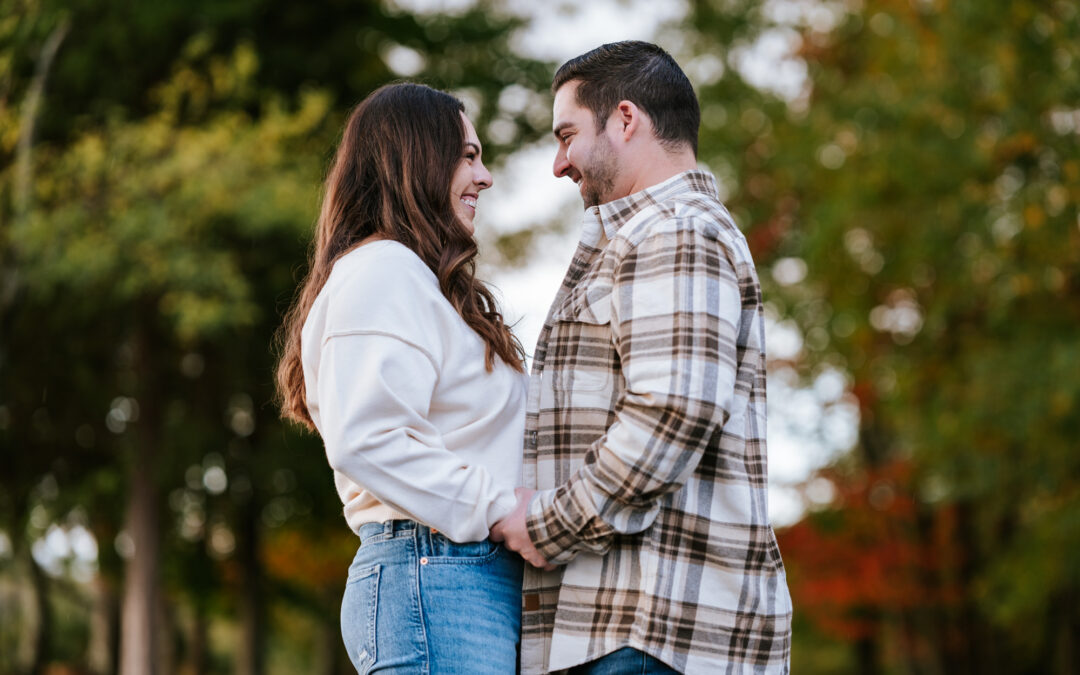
{"left": 455, "top": 212, "right": 476, "bottom": 234}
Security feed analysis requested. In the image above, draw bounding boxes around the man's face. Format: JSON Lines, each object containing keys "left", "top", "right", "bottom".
{"left": 552, "top": 81, "right": 620, "bottom": 208}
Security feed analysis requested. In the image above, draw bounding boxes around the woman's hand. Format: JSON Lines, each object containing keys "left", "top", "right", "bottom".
{"left": 491, "top": 488, "right": 556, "bottom": 571}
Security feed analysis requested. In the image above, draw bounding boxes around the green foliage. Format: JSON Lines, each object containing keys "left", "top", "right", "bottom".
{"left": 0, "top": 0, "right": 554, "bottom": 671}
{"left": 17, "top": 47, "right": 329, "bottom": 340}
{"left": 688, "top": 0, "right": 1080, "bottom": 671}
{"left": 6, "top": 0, "right": 1074, "bottom": 671}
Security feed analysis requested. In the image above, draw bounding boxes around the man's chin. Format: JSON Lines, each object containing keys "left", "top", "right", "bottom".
{"left": 581, "top": 185, "right": 601, "bottom": 208}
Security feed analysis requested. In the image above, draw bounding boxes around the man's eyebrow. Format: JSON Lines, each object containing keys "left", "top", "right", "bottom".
{"left": 553, "top": 122, "right": 573, "bottom": 139}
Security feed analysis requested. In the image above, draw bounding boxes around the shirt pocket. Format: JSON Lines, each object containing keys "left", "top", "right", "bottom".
{"left": 550, "top": 285, "right": 615, "bottom": 393}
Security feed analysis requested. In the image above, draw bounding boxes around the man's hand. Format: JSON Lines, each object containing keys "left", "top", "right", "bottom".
{"left": 491, "top": 487, "right": 555, "bottom": 571}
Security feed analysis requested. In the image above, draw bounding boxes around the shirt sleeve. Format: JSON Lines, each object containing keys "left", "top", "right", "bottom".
{"left": 318, "top": 330, "right": 517, "bottom": 543}
{"left": 525, "top": 225, "right": 743, "bottom": 563}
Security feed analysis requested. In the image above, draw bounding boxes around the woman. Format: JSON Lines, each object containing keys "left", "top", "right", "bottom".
{"left": 276, "top": 83, "right": 527, "bottom": 674}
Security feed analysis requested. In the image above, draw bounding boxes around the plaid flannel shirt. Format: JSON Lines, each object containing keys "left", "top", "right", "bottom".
{"left": 520, "top": 170, "right": 792, "bottom": 674}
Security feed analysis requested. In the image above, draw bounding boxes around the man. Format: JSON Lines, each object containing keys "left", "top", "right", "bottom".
{"left": 491, "top": 41, "right": 792, "bottom": 674}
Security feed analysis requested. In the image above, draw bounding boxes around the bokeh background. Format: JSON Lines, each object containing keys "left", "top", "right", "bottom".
{"left": 1, "top": 0, "right": 1078, "bottom": 673}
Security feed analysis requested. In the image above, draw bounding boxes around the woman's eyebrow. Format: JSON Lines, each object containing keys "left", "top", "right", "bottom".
{"left": 465, "top": 142, "right": 481, "bottom": 154}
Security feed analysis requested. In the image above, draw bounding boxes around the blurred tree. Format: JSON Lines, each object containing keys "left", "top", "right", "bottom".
{"left": 0, "top": 0, "right": 553, "bottom": 673}
{"left": 6, "top": 42, "right": 333, "bottom": 673}
{"left": 687, "top": 0, "right": 1080, "bottom": 672}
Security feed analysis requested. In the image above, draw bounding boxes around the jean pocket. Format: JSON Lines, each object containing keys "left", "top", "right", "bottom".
{"left": 341, "top": 564, "right": 379, "bottom": 673}
{"left": 426, "top": 535, "right": 502, "bottom": 564}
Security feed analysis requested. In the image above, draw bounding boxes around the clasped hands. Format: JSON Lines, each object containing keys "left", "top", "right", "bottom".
{"left": 490, "top": 487, "right": 556, "bottom": 571}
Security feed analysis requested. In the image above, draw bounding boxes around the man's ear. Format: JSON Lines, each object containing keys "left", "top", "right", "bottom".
{"left": 612, "top": 100, "right": 644, "bottom": 142}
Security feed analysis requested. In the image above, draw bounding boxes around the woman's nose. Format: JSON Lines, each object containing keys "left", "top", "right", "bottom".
{"left": 475, "top": 161, "right": 493, "bottom": 190}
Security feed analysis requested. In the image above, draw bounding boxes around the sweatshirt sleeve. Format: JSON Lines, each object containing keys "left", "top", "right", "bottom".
{"left": 317, "top": 329, "right": 517, "bottom": 543}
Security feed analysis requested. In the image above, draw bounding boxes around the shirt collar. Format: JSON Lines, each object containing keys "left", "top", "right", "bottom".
{"left": 586, "top": 169, "right": 721, "bottom": 241}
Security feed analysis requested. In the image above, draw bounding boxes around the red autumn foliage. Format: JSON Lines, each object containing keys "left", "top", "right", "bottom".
{"left": 777, "top": 461, "right": 962, "bottom": 641}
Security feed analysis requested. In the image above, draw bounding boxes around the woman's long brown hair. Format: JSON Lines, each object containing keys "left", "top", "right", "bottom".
{"left": 276, "top": 83, "right": 525, "bottom": 430}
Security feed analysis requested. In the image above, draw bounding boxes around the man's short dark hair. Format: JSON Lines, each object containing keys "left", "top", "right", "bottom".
{"left": 552, "top": 41, "right": 700, "bottom": 155}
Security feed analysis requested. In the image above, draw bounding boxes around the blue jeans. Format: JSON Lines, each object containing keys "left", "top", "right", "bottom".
{"left": 568, "top": 647, "right": 680, "bottom": 675}
{"left": 341, "top": 520, "right": 523, "bottom": 674}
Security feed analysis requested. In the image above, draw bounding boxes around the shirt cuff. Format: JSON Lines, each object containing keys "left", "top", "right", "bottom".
{"left": 524, "top": 477, "right": 615, "bottom": 564}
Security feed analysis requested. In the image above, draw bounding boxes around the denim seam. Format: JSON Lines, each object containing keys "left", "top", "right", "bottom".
{"left": 358, "top": 529, "right": 415, "bottom": 545}
{"left": 412, "top": 529, "right": 431, "bottom": 675}
{"left": 345, "top": 563, "right": 379, "bottom": 585}
{"left": 423, "top": 544, "right": 503, "bottom": 565}
{"left": 365, "top": 566, "right": 379, "bottom": 673}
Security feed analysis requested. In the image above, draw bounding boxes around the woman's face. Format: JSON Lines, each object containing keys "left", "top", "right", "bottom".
{"left": 450, "top": 113, "right": 493, "bottom": 234}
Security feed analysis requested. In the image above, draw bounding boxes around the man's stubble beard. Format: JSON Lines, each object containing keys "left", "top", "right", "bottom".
{"left": 581, "top": 134, "right": 619, "bottom": 208}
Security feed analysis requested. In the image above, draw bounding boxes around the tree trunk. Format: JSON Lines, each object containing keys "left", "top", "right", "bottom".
{"left": 10, "top": 542, "right": 49, "bottom": 675}
{"left": 852, "top": 416, "right": 886, "bottom": 675}
{"left": 86, "top": 575, "right": 118, "bottom": 675}
{"left": 908, "top": 506, "right": 943, "bottom": 675}
{"left": 7, "top": 495, "right": 49, "bottom": 675}
{"left": 4, "top": 20, "right": 69, "bottom": 673}
{"left": 27, "top": 551, "right": 50, "bottom": 675}
{"left": 236, "top": 469, "right": 263, "bottom": 675}
{"left": 952, "top": 500, "right": 981, "bottom": 675}
{"left": 118, "top": 438, "right": 160, "bottom": 675}
{"left": 13, "top": 17, "right": 69, "bottom": 213}
{"left": 190, "top": 600, "right": 208, "bottom": 675}
{"left": 319, "top": 589, "right": 342, "bottom": 675}
{"left": 118, "top": 308, "right": 169, "bottom": 675}
{"left": 854, "top": 631, "right": 879, "bottom": 675}
{"left": 1055, "top": 585, "right": 1079, "bottom": 675}
{"left": 157, "top": 592, "right": 175, "bottom": 675}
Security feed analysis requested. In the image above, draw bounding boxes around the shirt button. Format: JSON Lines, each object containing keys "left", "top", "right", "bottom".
{"left": 420, "top": 557, "right": 428, "bottom": 565}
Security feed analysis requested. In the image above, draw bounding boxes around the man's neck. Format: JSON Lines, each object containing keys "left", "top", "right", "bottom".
{"left": 621, "top": 149, "right": 698, "bottom": 198}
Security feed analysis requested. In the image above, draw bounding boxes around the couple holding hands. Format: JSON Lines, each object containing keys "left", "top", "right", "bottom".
{"left": 276, "top": 41, "right": 792, "bottom": 675}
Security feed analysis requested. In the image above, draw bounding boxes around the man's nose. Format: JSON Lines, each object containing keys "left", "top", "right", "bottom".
{"left": 553, "top": 148, "right": 572, "bottom": 178}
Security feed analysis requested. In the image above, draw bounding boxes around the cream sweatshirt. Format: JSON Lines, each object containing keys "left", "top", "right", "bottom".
{"left": 301, "top": 240, "right": 526, "bottom": 543}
